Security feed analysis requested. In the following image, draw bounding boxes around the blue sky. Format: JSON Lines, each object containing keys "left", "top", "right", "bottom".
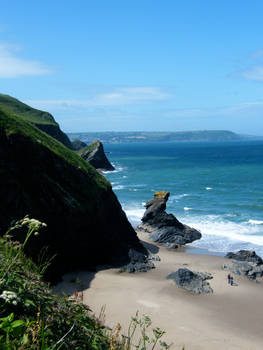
{"left": 1, "top": 0, "right": 263, "bottom": 134}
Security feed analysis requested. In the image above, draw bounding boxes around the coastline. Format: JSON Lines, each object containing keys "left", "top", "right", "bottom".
{"left": 54, "top": 231, "right": 263, "bottom": 350}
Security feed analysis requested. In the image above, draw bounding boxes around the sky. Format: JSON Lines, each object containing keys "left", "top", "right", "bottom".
{"left": 1, "top": 0, "right": 263, "bottom": 134}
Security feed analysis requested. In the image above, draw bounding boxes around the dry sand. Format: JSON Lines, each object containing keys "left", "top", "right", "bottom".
{"left": 54, "top": 232, "right": 263, "bottom": 350}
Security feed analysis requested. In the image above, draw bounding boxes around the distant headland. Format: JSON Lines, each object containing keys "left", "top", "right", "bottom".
{"left": 68, "top": 130, "right": 263, "bottom": 144}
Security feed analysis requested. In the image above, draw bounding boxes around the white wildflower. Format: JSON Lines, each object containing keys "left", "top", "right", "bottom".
{"left": 0, "top": 290, "right": 19, "bottom": 304}
{"left": 21, "top": 216, "right": 47, "bottom": 231}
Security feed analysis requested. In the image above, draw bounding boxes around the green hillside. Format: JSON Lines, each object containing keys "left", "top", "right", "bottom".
{"left": 0, "top": 94, "right": 72, "bottom": 148}
{"left": 0, "top": 94, "right": 57, "bottom": 125}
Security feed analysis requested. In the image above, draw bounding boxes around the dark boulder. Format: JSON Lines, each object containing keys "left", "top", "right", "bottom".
{"left": 80, "top": 140, "right": 115, "bottom": 171}
{"left": 166, "top": 268, "right": 213, "bottom": 294}
{"left": 225, "top": 250, "right": 263, "bottom": 265}
{"left": 136, "top": 191, "right": 201, "bottom": 246}
{"left": 0, "top": 109, "right": 145, "bottom": 281}
{"left": 120, "top": 248, "right": 155, "bottom": 273}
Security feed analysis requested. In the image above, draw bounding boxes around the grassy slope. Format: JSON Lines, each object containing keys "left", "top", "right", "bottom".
{"left": 0, "top": 94, "right": 57, "bottom": 125}
{"left": 0, "top": 234, "right": 111, "bottom": 350}
{"left": 0, "top": 108, "right": 110, "bottom": 191}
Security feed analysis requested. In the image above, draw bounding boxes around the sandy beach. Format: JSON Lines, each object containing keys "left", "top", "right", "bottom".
{"left": 54, "top": 232, "right": 263, "bottom": 350}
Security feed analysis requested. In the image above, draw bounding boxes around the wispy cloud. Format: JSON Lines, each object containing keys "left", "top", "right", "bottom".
{"left": 165, "top": 101, "right": 263, "bottom": 118}
{"left": 232, "top": 49, "right": 263, "bottom": 82}
{"left": 241, "top": 65, "right": 263, "bottom": 81}
{"left": 0, "top": 42, "right": 52, "bottom": 78}
{"left": 25, "top": 86, "right": 171, "bottom": 109}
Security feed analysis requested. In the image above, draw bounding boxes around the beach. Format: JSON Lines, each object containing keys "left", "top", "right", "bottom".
{"left": 54, "top": 230, "right": 263, "bottom": 350}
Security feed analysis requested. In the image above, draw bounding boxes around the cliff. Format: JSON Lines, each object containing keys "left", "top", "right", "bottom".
{"left": 0, "top": 109, "right": 143, "bottom": 280}
{"left": 0, "top": 94, "right": 72, "bottom": 148}
{"left": 79, "top": 140, "right": 115, "bottom": 171}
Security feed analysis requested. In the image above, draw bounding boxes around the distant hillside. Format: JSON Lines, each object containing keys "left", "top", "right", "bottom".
{"left": 68, "top": 130, "right": 245, "bottom": 144}
{"left": 0, "top": 94, "right": 72, "bottom": 148}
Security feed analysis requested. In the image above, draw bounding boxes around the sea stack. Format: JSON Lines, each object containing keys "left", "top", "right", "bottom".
{"left": 136, "top": 191, "right": 201, "bottom": 246}
{"left": 79, "top": 140, "right": 115, "bottom": 171}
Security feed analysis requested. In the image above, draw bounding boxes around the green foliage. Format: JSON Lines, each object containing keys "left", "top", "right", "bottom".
{"left": 0, "top": 108, "right": 110, "bottom": 191}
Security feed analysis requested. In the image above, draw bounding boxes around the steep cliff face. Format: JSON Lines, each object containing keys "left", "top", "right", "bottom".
{"left": 0, "top": 109, "right": 143, "bottom": 280}
{"left": 0, "top": 94, "right": 72, "bottom": 148}
{"left": 79, "top": 140, "right": 115, "bottom": 171}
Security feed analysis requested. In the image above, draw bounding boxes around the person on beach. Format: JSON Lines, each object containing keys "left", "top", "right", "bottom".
{"left": 230, "top": 276, "right": 234, "bottom": 286}
{"left": 227, "top": 273, "right": 231, "bottom": 284}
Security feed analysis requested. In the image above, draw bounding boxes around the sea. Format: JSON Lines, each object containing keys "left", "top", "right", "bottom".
{"left": 102, "top": 141, "right": 263, "bottom": 258}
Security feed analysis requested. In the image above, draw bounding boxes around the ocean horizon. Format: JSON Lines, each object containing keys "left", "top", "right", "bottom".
{"left": 102, "top": 140, "right": 263, "bottom": 257}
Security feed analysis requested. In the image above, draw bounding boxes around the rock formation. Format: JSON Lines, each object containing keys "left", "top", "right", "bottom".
{"left": 0, "top": 94, "right": 72, "bottom": 149}
{"left": 0, "top": 109, "right": 145, "bottom": 281}
{"left": 136, "top": 191, "right": 201, "bottom": 246}
{"left": 79, "top": 140, "right": 115, "bottom": 171}
{"left": 225, "top": 250, "right": 263, "bottom": 265}
{"left": 166, "top": 269, "right": 213, "bottom": 294}
{"left": 120, "top": 248, "right": 155, "bottom": 273}
{"left": 71, "top": 139, "right": 87, "bottom": 151}
{"left": 223, "top": 250, "right": 263, "bottom": 279}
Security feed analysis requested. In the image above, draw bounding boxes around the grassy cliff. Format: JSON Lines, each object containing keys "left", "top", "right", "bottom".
{"left": 0, "top": 108, "right": 142, "bottom": 280}
{"left": 0, "top": 94, "right": 72, "bottom": 148}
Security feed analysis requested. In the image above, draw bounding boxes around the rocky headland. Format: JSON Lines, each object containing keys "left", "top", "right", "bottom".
{"left": 79, "top": 140, "right": 115, "bottom": 171}
{"left": 136, "top": 191, "right": 201, "bottom": 247}
{"left": 0, "top": 107, "right": 145, "bottom": 281}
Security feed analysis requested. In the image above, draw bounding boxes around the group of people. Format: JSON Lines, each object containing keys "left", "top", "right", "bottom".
{"left": 227, "top": 273, "right": 234, "bottom": 286}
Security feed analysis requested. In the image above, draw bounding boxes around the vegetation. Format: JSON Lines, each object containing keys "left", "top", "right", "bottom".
{"left": 0, "top": 218, "right": 171, "bottom": 350}
{"left": 0, "top": 108, "right": 109, "bottom": 191}
{"left": 0, "top": 94, "right": 57, "bottom": 126}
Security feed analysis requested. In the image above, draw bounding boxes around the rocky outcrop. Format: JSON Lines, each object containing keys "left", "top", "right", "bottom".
{"left": 225, "top": 250, "right": 263, "bottom": 265}
{"left": 80, "top": 140, "right": 115, "bottom": 171}
{"left": 136, "top": 191, "right": 201, "bottom": 246}
{"left": 120, "top": 249, "right": 155, "bottom": 273}
{"left": 71, "top": 139, "right": 87, "bottom": 151}
{"left": 0, "top": 109, "right": 145, "bottom": 281}
{"left": 223, "top": 250, "right": 263, "bottom": 279}
{"left": 166, "top": 269, "right": 213, "bottom": 294}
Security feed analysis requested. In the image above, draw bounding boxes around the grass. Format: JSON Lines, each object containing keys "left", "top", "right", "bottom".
{"left": 0, "top": 94, "right": 57, "bottom": 126}
{"left": 0, "top": 108, "right": 110, "bottom": 191}
{"left": 0, "top": 218, "right": 172, "bottom": 350}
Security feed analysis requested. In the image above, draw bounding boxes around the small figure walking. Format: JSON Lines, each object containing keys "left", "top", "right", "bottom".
{"left": 227, "top": 273, "right": 231, "bottom": 284}
{"left": 230, "top": 276, "right": 234, "bottom": 286}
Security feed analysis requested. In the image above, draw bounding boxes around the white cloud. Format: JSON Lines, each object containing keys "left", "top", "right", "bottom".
{"left": 0, "top": 42, "right": 52, "bottom": 78}
{"left": 25, "top": 86, "right": 171, "bottom": 109}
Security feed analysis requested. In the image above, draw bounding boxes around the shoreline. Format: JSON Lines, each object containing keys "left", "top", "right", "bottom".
{"left": 54, "top": 233, "right": 263, "bottom": 350}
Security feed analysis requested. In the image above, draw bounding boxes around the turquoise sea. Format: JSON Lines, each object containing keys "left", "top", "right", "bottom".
{"left": 102, "top": 141, "right": 263, "bottom": 257}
